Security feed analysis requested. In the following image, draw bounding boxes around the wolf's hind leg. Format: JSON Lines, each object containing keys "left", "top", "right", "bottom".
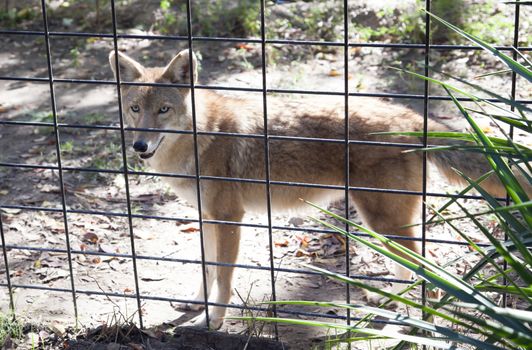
{"left": 350, "top": 191, "right": 422, "bottom": 303}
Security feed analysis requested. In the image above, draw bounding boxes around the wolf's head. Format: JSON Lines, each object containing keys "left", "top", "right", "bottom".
{"left": 108, "top": 49, "right": 197, "bottom": 159}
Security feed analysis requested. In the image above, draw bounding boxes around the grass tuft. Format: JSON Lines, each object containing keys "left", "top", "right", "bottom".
{"left": 0, "top": 313, "right": 24, "bottom": 347}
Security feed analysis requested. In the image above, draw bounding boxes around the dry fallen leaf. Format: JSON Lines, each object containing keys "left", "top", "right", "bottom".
{"left": 295, "top": 235, "right": 310, "bottom": 248}
{"left": 49, "top": 323, "right": 66, "bottom": 337}
{"left": 109, "top": 259, "right": 120, "bottom": 271}
{"left": 274, "top": 239, "right": 289, "bottom": 247}
{"left": 38, "top": 268, "right": 69, "bottom": 283}
{"left": 333, "top": 234, "right": 346, "bottom": 247}
{"left": 1, "top": 208, "right": 22, "bottom": 215}
{"left": 235, "top": 43, "right": 253, "bottom": 51}
{"left": 180, "top": 224, "right": 200, "bottom": 233}
{"left": 295, "top": 248, "right": 314, "bottom": 257}
{"left": 350, "top": 47, "right": 361, "bottom": 56}
{"left": 328, "top": 68, "right": 341, "bottom": 77}
{"left": 39, "top": 184, "right": 60, "bottom": 193}
{"left": 82, "top": 232, "right": 99, "bottom": 244}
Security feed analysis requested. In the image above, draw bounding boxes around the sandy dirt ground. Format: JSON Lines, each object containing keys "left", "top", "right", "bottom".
{"left": 0, "top": 1, "right": 529, "bottom": 349}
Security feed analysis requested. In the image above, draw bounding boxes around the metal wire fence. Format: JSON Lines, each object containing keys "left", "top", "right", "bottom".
{"left": 0, "top": 0, "right": 528, "bottom": 341}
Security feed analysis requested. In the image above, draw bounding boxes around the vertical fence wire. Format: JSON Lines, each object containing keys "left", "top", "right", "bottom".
{"left": 0, "top": 0, "right": 526, "bottom": 341}
{"left": 342, "top": 0, "right": 352, "bottom": 334}
{"left": 0, "top": 214, "right": 14, "bottom": 313}
{"left": 421, "top": 0, "right": 431, "bottom": 324}
{"left": 39, "top": 0, "right": 78, "bottom": 323}
{"left": 185, "top": 0, "right": 211, "bottom": 324}
{"left": 504, "top": 0, "right": 521, "bottom": 308}
{"left": 109, "top": 0, "right": 144, "bottom": 328}
{"left": 260, "top": 0, "right": 279, "bottom": 339}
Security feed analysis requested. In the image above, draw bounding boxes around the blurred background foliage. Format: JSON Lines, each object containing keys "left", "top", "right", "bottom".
{"left": 0, "top": 0, "right": 526, "bottom": 46}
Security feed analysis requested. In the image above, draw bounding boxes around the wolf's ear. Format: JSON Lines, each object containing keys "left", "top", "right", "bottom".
{"left": 161, "top": 49, "right": 198, "bottom": 84}
{"left": 108, "top": 50, "right": 144, "bottom": 82}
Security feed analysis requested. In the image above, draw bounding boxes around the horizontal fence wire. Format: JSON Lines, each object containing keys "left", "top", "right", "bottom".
{"left": 0, "top": 0, "right": 527, "bottom": 338}
{"left": 0, "top": 28, "right": 531, "bottom": 51}
{"left": 0, "top": 281, "right": 411, "bottom": 326}
{"left": 0, "top": 167, "right": 506, "bottom": 200}
{"left": 1, "top": 77, "right": 531, "bottom": 104}
{"left": 0, "top": 242, "right": 488, "bottom": 280}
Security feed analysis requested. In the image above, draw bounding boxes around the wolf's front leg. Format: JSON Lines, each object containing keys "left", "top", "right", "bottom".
{"left": 188, "top": 219, "right": 242, "bottom": 330}
{"left": 175, "top": 226, "right": 217, "bottom": 312}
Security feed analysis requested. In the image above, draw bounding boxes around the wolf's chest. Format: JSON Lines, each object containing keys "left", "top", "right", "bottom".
{"left": 166, "top": 177, "right": 199, "bottom": 208}
{"left": 148, "top": 156, "right": 200, "bottom": 208}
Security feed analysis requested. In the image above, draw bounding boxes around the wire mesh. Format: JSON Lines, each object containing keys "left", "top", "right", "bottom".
{"left": 0, "top": 0, "right": 527, "bottom": 343}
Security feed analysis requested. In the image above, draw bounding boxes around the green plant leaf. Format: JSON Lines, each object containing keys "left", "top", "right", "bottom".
{"left": 474, "top": 283, "right": 532, "bottom": 297}
{"left": 437, "top": 198, "right": 532, "bottom": 298}
{"left": 442, "top": 307, "right": 532, "bottom": 347}
{"left": 285, "top": 263, "right": 487, "bottom": 335}
{"left": 425, "top": 201, "right": 532, "bottom": 228}
{"left": 263, "top": 301, "right": 508, "bottom": 350}
{"left": 388, "top": 66, "right": 530, "bottom": 117}
{"left": 455, "top": 170, "right": 532, "bottom": 269}
{"left": 425, "top": 10, "right": 532, "bottom": 83}
{"left": 434, "top": 68, "right": 532, "bottom": 115}
{"left": 475, "top": 69, "right": 513, "bottom": 79}
{"left": 228, "top": 316, "right": 462, "bottom": 349}
{"left": 450, "top": 303, "right": 532, "bottom": 323}
{"left": 307, "top": 202, "right": 531, "bottom": 334}
{"left": 465, "top": 109, "right": 531, "bottom": 133}
{"left": 373, "top": 131, "right": 531, "bottom": 155}
{"left": 444, "top": 87, "right": 531, "bottom": 224}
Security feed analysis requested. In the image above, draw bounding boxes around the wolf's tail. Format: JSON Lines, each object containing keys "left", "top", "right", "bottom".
{"left": 426, "top": 132, "right": 530, "bottom": 198}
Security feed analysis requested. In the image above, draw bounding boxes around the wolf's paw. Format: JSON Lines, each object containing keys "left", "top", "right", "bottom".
{"left": 172, "top": 301, "right": 205, "bottom": 312}
{"left": 184, "top": 313, "right": 224, "bottom": 330}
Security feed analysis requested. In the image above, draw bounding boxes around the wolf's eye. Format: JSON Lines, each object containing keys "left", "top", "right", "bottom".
{"left": 131, "top": 105, "right": 140, "bottom": 113}
{"left": 159, "top": 106, "right": 170, "bottom": 114}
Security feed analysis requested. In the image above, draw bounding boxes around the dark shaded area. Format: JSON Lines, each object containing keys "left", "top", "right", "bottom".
{"left": 65, "top": 325, "right": 287, "bottom": 350}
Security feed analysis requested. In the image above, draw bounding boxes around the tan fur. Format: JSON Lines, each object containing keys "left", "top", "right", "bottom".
{"left": 109, "top": 49, "right": 526, "bottom": 329}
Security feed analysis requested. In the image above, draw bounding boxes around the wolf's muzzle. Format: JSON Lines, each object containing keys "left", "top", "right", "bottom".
{"left": 135, "top": 136, "right": 165, "bottom": 160}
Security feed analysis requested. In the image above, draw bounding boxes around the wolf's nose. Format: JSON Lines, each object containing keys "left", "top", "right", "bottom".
{"left": 133, "top": 141, "right": 148, "bottom": 153}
